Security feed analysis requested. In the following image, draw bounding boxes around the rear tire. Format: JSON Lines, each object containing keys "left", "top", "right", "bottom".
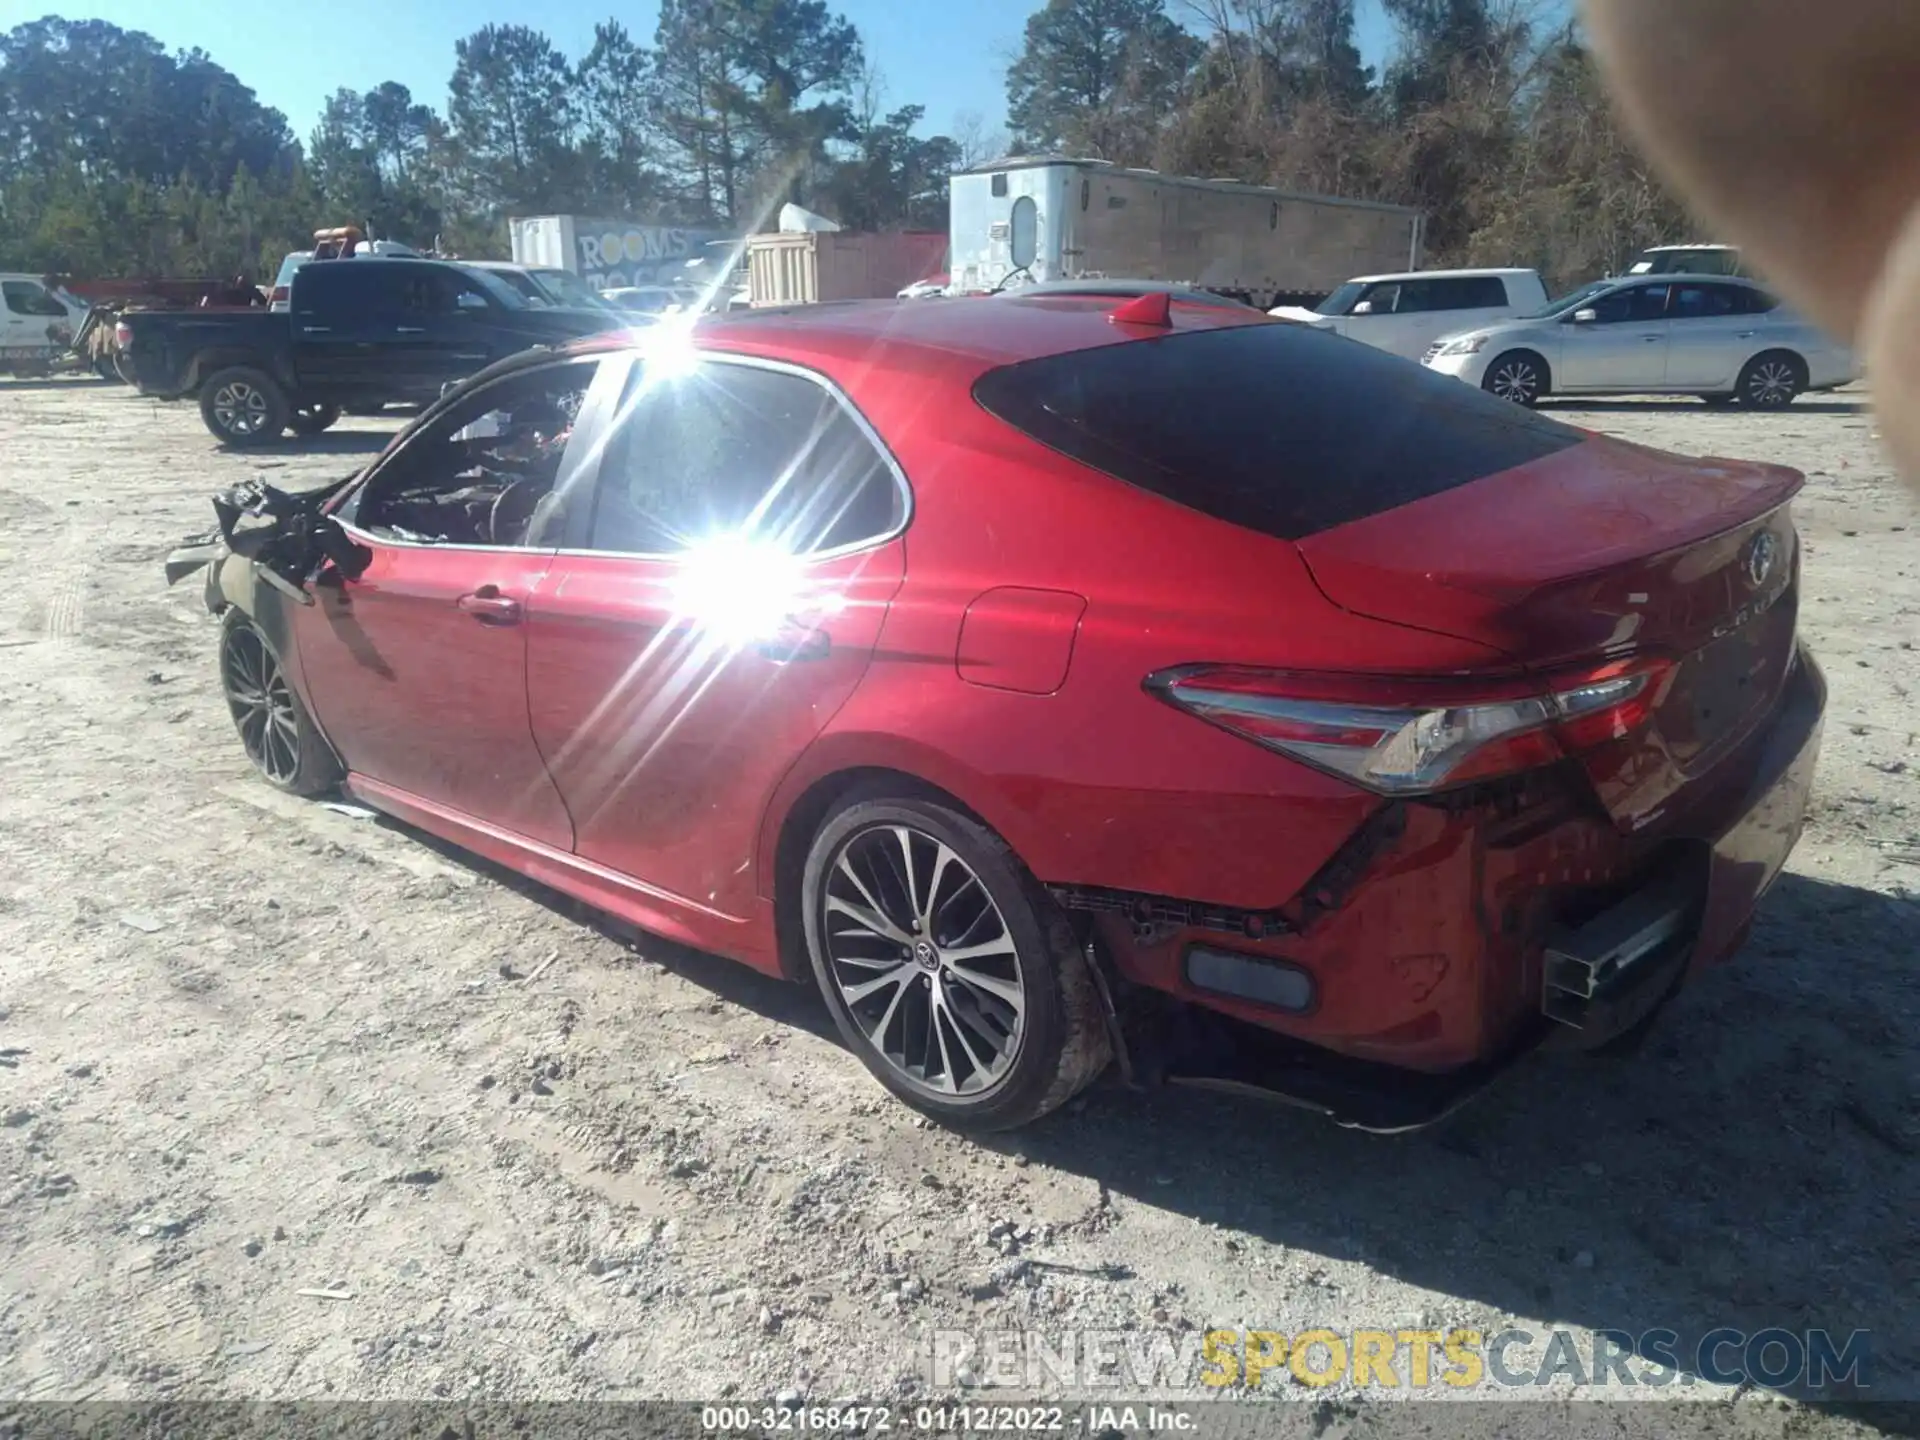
{"left": 802, "top": 789, "right": 1110, "bottom": 1131}
{"left": 200, "top": 366, "right": 289, "bottom": 446}
{"left": 219, "top": 612, "right": 340, "bottom": 796}
{"left": 289, "top": 402, "right": 341, "bottom": 436}
{"left": 1737, "top": 351, "right": 1806, "bottom": 409}
{"left": 1482, "top": 351, "right": 1547, "bottom": 407}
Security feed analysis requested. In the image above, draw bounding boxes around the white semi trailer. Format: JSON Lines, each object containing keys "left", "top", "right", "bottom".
{"left": 948, "top": 157, "right": 1425, "bottom": 307}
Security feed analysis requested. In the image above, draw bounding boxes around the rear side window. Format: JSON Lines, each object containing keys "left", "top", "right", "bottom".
{"left": 972, "top": 324, "right": 1583, "bottom": 541}
{"left": 588, "top": 362, "right": 905, "bottom": 556}
{"left": 1449, "top": 276, "right": 1511, "bottom": 309}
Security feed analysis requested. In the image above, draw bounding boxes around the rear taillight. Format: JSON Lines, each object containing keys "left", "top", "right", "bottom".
{"left": 270, "top": 285, "right": 290, "bottom": 304}
{"left": 114, "top": 320, "right": 132, "bottom": 350}
{"left": 1147, "top": 656, "right": 1675, "bottom": 795}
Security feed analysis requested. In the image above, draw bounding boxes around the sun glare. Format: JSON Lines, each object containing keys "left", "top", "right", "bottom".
{"left": 637, "top": 313, "right": 705, "bottom": 380}
{"left": 670, "top": 533, "right": 807, "bottom": 646}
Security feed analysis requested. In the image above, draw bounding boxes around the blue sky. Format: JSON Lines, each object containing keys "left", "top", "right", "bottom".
{"left": 7, "top": 0, "right": 1403, "bottom": 144}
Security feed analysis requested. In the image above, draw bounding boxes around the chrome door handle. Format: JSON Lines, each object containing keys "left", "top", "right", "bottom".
{"left": 301, "top": 326, "right": 331, "bottom": 334}
{"left": 396, "top": 326, "right": 426, "bottom": 334}
{"left": 1643, "top": 335, "right": 1663, "bottom": 342}
{"left": 457, "top": 586, "right": 522, "bottom": 626}
{"left": 1736, "top": 330, "right": 1756, "bottom": 339}
{"left": 755, "top": 625, "right": 831, "bottom": 663}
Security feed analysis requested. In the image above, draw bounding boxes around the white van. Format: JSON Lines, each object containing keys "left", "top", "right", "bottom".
{"left": 1, "top": 273, "right": 89, "bottom": 373}
{"left": 1271, "top": 268, "right": 1550, "bottom": 361}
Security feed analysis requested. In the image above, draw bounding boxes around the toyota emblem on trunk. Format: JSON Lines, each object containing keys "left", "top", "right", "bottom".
{"left": 1744, "top": 532, "right": 1779, "bottom": 588}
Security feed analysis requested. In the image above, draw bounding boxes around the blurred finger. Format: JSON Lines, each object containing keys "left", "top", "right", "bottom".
{"left": 1582, "top": 0, "right": 1920, "bottom": 489}
{"left": 1581, "top": 0, "right": 1920, "bottom": 343}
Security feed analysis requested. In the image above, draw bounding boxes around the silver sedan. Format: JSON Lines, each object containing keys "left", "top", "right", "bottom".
{"left": 1421, "top": 275, "right": 1856, "bottom": 408}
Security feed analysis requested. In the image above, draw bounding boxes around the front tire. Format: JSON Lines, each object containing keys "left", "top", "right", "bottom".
{"left": 200, "top": 366, "right": 289, "bottom": 446}
{"left": 219, "top": 613, "right": 339, "bottom": 795}
{"left": 802, "top": 791, "right": 1110, "bottom": 1130}
{"left": 1482, "top": 351, "right": 1547, "bottom": 407}
{"left": 1738, "top": 351, "right": 1806, "bottom": 409}
{"left": 289, "top": 402, "right": 341, "bottom": 436}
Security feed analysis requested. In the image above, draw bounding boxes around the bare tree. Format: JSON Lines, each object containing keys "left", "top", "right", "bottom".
{"left": 952, "top": 110, "right": 1011, "bottom": 167}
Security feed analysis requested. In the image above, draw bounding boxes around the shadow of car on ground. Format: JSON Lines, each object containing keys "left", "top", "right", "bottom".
{"left": 358, "top": 800, "right": 1917, "bottom": 1408}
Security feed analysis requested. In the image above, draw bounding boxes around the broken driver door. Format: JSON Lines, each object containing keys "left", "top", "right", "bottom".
{"left": 293, "top": 355, "right": 625, "bottom": 848}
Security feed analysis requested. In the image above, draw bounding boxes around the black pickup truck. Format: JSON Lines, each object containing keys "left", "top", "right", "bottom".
{"left": 119, "top": 258, "right": 624, "bottom": 445}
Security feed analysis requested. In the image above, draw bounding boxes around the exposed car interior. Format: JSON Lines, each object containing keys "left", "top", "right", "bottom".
{"left": 351, "top": 362, "right": 596, "bottom": 548}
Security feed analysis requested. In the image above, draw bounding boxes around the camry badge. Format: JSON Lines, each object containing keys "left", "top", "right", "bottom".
{"left": 1744, "top": 531, "right": 1779, "bottom": 588}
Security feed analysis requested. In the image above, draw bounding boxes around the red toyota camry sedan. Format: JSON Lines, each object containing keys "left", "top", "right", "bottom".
{"left": 171, "top": 289, "right": 1824, "bottom": 1131}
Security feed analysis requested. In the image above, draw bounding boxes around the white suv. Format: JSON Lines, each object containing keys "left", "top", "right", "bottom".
{"left": 1270, "top": 268, "right": 1550, "bottom": 361}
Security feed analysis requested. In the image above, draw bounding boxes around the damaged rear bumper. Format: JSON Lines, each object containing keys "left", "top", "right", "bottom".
{"left": 1110, "top": 646, "right": 1825, "bottom": 1132}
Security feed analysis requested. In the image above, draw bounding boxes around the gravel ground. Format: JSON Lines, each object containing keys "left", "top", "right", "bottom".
{"left": 0, "top": 378, "right": 1915, "bottom": 1428}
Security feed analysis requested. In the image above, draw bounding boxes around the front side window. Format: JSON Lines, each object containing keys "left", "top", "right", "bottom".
{"left": 4, "top": 280, "right": 69, "bottom": 317}
{"left": 347, "top": 360, "right": 602, "bottom": 548}
{"left": 586, "top": 361, "right": 904, "bottom": 557}
{"left": 489, "top": 269, "right": 549, "bottom": 304}
{"left": 533, "top": 269, "right": 608, "bottom": 309}
{"left": 1528, "top": 281, "right": 1608, "bottom": 319}
{"left": 1354, "top": 281, "right": 1402, "bottom": 315}
{"left": 1583, "top": 284, "right": 1670, "bottom": 324}
{"left": 1314, "top": 281, "right": 1366, "bottom": 317}
{"left": 425, "top": 270, "right": 497, "bottom": 313}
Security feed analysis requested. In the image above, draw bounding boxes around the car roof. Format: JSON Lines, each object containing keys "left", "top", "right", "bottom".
{"left": 303, "top": 256, "right": 463, "bottom": 271}
{"left": 490, "top": 292, "right": 1271, "bottom": 388}
{"left": 1345, "top": 267, "right": 1538, "bottom": 284}
{"left": 1000, "top": 279, "right": 1257, "bottom": 308}
{"left": 1606, "top": 272, "right": 1764, "bottom": 287}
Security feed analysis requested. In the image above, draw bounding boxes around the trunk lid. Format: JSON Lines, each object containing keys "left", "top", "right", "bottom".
{"left": 1296, "top": 436, "right": 1803, "bottom": 828}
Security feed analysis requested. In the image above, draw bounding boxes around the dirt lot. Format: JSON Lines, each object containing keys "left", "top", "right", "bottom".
{"left": 1, "top": 378, "right": 1915, "bottom": 1426}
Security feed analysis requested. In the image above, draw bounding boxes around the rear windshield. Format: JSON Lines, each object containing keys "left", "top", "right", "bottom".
{"left": 971, "top": 323, "right": 1583, "bottom": 540}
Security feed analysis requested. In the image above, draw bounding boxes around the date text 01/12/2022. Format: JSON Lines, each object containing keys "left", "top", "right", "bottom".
{"left": 700, "top": 1404, "right": 1195, "bottom": 1433}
